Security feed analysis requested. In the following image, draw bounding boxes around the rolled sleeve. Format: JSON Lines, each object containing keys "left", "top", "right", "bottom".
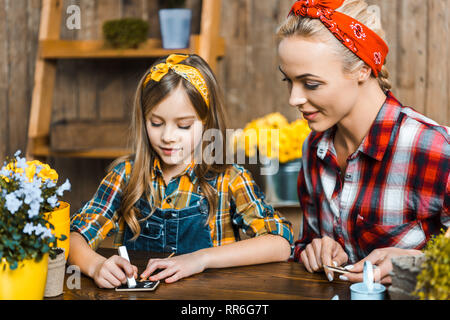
{"left": 228, "top": 165, "right": 294, "bottom": 245}
{"left": 70, "top": 161, "right": 130, "bottom": 250}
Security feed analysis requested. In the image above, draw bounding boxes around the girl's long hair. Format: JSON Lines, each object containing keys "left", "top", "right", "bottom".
{"left": 109, "top": 54, "right": 230, "bottom": 240}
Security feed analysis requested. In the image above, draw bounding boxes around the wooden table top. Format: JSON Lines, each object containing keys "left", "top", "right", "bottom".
{"left": 49, "top": 248, "right": 352, "bottom": 300}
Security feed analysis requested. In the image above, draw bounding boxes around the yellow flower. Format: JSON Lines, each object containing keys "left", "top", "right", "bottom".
{"left": 28, "top": 161, "right": 58, "bottom": 182}
{"left": 236, "top": 112, "right": 312, "bottom": 163}
{"left": 3, "top": 160, "right": 58, "bottom": 183}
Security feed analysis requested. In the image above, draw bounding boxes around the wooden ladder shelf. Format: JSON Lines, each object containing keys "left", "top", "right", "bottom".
{"left": 27, "top": 0, "right": 224, "bottom": 160}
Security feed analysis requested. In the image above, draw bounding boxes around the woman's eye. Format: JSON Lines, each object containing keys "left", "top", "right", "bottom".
{"left": 304, "top": 82, "right": 320, "bottom": 90}
{"left": 282, "top": 77, "right": 292, "bottom": 83}
{"left": 178, "top": 124, "right": 192, "bottom": 130}
{"left": 150, "top": 122, "right": 163, "bottom": 127}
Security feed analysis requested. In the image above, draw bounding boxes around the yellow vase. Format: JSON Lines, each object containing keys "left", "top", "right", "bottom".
{"left": 0, "top": 254, "right": 49, "bottom": 300}
{"left": 45, "top": 201, "right": 71, "bottom": 261}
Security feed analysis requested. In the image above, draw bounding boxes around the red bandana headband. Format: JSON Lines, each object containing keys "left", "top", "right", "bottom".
{"left": 289, "top": 0, "right": 389, "bottom": 77}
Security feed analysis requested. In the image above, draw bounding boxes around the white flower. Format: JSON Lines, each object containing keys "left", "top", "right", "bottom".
{"left": 0, "top": 166, "right": 10, "bottom": 177}
{"left": 23, "top": 222, "right": 35, "bottom": 235}
{"left": 56, "top": 179, "right": 71, "bottom": 196}
{"left": 44, "top": 178, "right": 56, "bottom": 189}
{"left": 5, "top": 192, "right": 22, "bottom": 214}
{"left": 15, "top": 156, "right": 27, "bottom": 170}
{"left": 20, "top": 180, "right": 43, "bottom": 205}
{"left": 28, "top": 199, "right": 41, "bottom": 218}
{"left": 22, "top": 223, "right": 53, "bottom": 239}
{"left": 47, "top": 195, "right": 59, "bottom": 208}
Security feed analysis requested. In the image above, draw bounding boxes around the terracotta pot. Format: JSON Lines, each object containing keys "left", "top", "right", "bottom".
{"left": 44, "top": 248, "right": 66, "bottom": 298}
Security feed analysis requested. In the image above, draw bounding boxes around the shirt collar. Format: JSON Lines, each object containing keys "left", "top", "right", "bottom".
{"left": 152, "top": 157, "right": 198, "bottom": 184}
{"left": 315, "top": 91, "right": 403, "bottom": 162}
{"left": 358, "top": 91, "right": 403, "bottom": 161}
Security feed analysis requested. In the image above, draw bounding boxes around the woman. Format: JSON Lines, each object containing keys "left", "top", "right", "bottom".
{"left": 277, "top": 0, "right": 449, "bottom": 284}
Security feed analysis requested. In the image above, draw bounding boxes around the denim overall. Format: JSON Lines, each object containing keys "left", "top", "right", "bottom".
{"left": 123, "top": 179, "right": 216, "bottom": 255}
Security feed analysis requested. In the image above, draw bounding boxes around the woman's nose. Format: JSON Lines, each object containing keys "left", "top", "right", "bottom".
{"left": 289, "top": 85, "right": 307, "bottom": 107}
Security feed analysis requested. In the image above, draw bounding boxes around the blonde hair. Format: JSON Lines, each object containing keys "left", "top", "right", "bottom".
{"left": 277, "top": 0, "right": 391, "bottom": 91}
{"left": 110, "top": 54, "right": 230, "bottom": 241}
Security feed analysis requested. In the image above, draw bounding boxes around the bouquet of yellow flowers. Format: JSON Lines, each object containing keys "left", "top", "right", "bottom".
{"left": 234, "top": 112, "right": 311, "bottom": 163}
{"left": 0, "top": 151, "right": 71, "bottom": 270}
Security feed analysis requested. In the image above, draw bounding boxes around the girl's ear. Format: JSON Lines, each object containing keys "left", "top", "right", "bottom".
{"left": 358, "top": 65, "right": 372, "bottom": 82}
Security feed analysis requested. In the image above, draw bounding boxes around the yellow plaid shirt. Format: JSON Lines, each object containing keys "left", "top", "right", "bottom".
{"left": 71, "top": 159, "right": 294, "bottom": 251}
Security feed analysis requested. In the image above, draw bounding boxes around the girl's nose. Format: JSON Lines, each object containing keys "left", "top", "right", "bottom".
{"left": 161, "top": 125, "right": 177, "bottom": 143}
{"left": 289, "top": 85, "right": 307, "bottom": 107}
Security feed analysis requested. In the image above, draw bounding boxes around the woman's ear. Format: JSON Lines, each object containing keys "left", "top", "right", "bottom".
{"left": 358, "top": 65, "right": 372, "bottom": 82}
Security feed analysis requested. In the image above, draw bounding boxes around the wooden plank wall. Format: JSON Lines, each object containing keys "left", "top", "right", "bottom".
{"left": 0, "top": 0, "right": 449, "bottom": 213}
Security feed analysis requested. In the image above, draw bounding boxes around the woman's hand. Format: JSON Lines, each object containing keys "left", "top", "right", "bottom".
{"left": 92, "top": 255, "right": 138, "bottom": 289}
{"left": 340, "top": 247, "right": 422, "bottom": 284}
{"left": 300, "top": 236, "right": 348, "bottom": 281}
{"left": 140, "top": 251, "right": 208, "bottom": 284}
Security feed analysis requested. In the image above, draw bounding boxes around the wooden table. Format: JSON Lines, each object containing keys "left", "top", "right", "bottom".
{"left": 48, "top": 248, "right": 352, "bottom": 301}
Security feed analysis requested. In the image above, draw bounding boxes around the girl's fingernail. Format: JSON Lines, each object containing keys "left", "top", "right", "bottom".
{"left": 344, "top": 264, "right": 354, "bottom": 270}
{"left": 327, "top": 273, "right": 333, "bottom": 282}
{"left": 339, "top": 275, "right": 349, "bottom": 281}
{"left": 333, "top": 261, "right": 338, "bottom": 267}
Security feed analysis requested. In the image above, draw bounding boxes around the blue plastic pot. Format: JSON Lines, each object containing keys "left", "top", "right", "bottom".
{"left": 159, "top": 9, "right": 192, "bottom": 49}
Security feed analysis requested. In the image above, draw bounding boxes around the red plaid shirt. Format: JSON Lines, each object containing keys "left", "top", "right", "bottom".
{"left": 293, "top": 92, "right": 449, "bottom": 263}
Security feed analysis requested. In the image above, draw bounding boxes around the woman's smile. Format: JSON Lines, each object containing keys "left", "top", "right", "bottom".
{"left": 301, "top": 110, "right": 320, "bottom": 121}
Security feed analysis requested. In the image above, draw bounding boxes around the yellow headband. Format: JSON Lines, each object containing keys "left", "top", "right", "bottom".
{"left": 143, "top": 54, "right": 210, "bottom": 108}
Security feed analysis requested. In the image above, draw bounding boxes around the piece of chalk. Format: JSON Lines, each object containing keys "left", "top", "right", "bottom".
{"left": 118, "top": 246, "right": 137, "bottom": 288}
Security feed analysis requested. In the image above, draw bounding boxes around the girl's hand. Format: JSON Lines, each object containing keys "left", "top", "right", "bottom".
{"left": 92, "top": 255, "right": 138, "bottom": 289}
{"left": 300, "top": 236, "right": 348, "bottom": 281}
{"left": 340, "top": 247, "right": 422, "bottom": 284}
{"left": 140, "top": 251, "right": 208, "bottom": 284}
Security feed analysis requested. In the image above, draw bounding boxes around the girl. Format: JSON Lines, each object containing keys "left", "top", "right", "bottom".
{"left": 69, "top": 54, "right": 293, "bottom": 288}
{"left": 277, "top": 0, "right": 449, "bottom": 284}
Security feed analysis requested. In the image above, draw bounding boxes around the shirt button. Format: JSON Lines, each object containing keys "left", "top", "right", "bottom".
{"left": 164, "top": 245, "right": 175, "bottom": 252}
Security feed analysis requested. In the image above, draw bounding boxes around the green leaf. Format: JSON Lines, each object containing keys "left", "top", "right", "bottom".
{"left": 9, "top": 260, "right": 18, "bottom": 270}
{"left": 12, "top": 233, "right": 21, "bottom": 241}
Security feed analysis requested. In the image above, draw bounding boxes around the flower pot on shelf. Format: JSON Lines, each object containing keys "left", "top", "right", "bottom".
{"left": 262, "top": 158, "right": 301, "bottom": 204}
{"left": 45, "top": 201, "right": 71, "bottom": 261}
{"left": 159, "top": 9, "right": 192, "bottom": 49}
{"left": 0, "top": 254, "right": 49, "bottom": 300}
{"left": 44, "top": 248, "right": 66, "bottom": 298}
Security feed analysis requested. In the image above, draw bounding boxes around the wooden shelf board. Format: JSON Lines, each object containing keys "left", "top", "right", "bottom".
{"left": 39, "top": 36, "right": 200, "bottom": 59}
{"left": 32, "top": 147, "right": 132, "bottom": 159}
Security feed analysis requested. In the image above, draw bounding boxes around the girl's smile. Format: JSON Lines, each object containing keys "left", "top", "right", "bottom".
{"left": 159, "top": 146, "right": 182, "bottom": 156}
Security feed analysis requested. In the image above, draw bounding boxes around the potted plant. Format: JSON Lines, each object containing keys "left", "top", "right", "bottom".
{"left": 413, "top": 229, "right": 450, "bottom": 300}
{"left": 389, "top": 228, "right": 450, "bottom": 300}
{"left": 158, "top": 0, "right": 192, "bottom": 49}
{"left": 0, "top": 150, "right": 71, "bottom": 300}
{"left": 233, "top": 113, "right": 311, "bottom": 203}
{"left": 102, "top": 18, "right": 149, "bottom": 49}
